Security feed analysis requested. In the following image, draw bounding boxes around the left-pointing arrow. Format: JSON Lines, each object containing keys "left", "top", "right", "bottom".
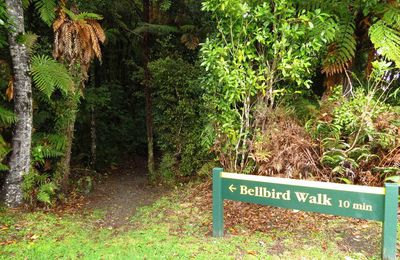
{"left": 229, "top": 184, "right": 237, "bottom": 193}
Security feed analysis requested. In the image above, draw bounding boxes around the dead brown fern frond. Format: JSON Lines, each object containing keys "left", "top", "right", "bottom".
{"left": 249, "top": 107, "right": 326, "bottom": 181}
{"left": 52, "top": 5, "right": 105, "bottom": 81}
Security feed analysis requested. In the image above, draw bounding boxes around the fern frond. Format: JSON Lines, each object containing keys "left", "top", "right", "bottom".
{"left": 370, "top": 6, "right": 400, "bottom": 68}
{"left": 31, "top": 55, "right": 74, "bottom": 98}
{"left": 47, "top": 134, "right": 67, "bottom": 152}
{"left": 370, "top": 20, "right": 400, "bottom": 68}
{"left": 34, "top": 0, "right": 57, "bottom": 26}
{"left": 63, "top": 8, "right": 102, "bottom": 21}
{"left": 32, "top": 133, "right": 66, "bottom": 159}
{"left": 41, "top": 146, "right": 63, "bottom": 158}
{"left": 0, "top": 106, "right": 17, "bottom": 126}
{"left": 37, "top": 182, "right": 57, "bottom": 205}
{"left": 17, "top": 32, "right": 39, "bottom": 53}
{"left": 0, "top": 135, "right": 11, "bottom": 160}
{"left": 382, "top": 6, "right": 400, "bottom": 29}
{"left": 75, "top": 12, "right": 103, "bottom": 21}
{"left": 322, "top": 18, "right": 356, "bottom": 76}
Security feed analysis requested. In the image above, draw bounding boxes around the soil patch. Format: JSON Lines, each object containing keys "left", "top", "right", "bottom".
{"left": 84, "top": 156, "right": 166, "bottom": 228}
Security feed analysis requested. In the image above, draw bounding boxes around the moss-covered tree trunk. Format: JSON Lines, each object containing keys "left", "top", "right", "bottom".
{"left": 57, "top": 93, "right": 79, "bottom": 194}
{"left": 4, "top": 0, "right": 32, "bottom": 207}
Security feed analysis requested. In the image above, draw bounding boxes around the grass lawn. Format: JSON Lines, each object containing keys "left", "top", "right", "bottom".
{"left": 0, "top": 188, "right": 399, "bottom": 259}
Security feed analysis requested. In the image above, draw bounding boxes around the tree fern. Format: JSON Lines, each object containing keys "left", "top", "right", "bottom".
{"left": 30, "top": 55, "right": 74, "bottom": 98}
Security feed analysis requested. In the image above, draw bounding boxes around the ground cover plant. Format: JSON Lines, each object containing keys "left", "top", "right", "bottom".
{"left": 1, "top": 182, "right": 399, "bottom": 259}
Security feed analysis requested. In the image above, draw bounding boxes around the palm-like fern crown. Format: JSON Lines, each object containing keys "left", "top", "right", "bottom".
{"left": 53, "top": 3, "right": 106, "bottom": 79}
{"left": 297, "top": 0, "right": 400, "bottom": 78}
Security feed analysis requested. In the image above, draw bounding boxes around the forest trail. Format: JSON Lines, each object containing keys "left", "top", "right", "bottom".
{"left": 84, "top": 157, "right": 165, "bottom": 228}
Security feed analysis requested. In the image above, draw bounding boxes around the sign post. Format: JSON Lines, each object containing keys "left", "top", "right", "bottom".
{"left": 212, "top": 168, "right": 398, "bottom": 259}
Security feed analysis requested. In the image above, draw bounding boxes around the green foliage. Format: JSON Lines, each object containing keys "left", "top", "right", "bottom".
{"left": 201, "top": 0, "right": 331, "bottom": 171}
{"left": 31, "top": 55, "right": 74, "bottom": 98}
{"left": 0, "top": 135, "right": 10, "bottom": 171}
{"left": 149, "top": 57, "right": 210, "bottom": 178}
{"left": 370, "top": 6, "right": 400, "bottom": 68}
{"left": 74, "top": 81, "right": 145, "bottom": 168}
{"left": 0, "top": 191, "right": 392, "bottom": 259}
{"left": 306, "top": 63, "right": 400, "bottom": 184}
{"left": 63, "top": 8, "right": 103, "bottom": 21}
{"left": 23, "top": 0, "right": 57, "bottom": 26}
{"left": 34, "top": 0, "right": 57, "bottom": 26}
{"left": 22, "top": 170, "right": 57, "bottom": 206}
{"left": 0, "top": 0, "right": 9, "bottom": 48}
{"left": 155, "top": 152, "right": 176, "bottom": 184}
{"left": 134, "top": 23, "right": 179, "bottom": 35}
{"left": 32, "top": 133, "right": 66, "bottom": 165}
{"left": 17, "top": 32, "right": 39, "bottom": 53}
{"left": 0, "top": 106, "right": 17, "bottom": 125}
{"left": 22, "top": 132, "right": 67, "bottom": 205}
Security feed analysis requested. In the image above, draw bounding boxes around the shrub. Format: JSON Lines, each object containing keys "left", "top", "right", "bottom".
{"left": 149, "top": 57, "right": 211, "bottom": 181}
{"left": 306, "top": 63, "right": 400, "bottom": 185}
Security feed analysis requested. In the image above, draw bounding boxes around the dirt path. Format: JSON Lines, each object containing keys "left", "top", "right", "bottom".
{"left": 84, "top": 157, "right": 165, "bottom": 228}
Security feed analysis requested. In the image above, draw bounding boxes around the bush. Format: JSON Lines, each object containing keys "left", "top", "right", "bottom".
{"left": 306, "top": 84, "right": 400, "bottom": 185}
{"left": 149, "top": 57, "right": 211, "bottom": 181}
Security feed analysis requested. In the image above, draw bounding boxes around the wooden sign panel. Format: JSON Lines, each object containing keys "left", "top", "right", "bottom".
{"left": 212, "top": 168, "right": 398, "bottom": 260}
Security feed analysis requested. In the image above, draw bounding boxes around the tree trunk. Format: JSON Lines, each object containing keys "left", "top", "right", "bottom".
{"left": 4, "top": 0, "right": 33, "bottom": 207}
{"left": 90, "top": 106, "right": 96, "bottom": 168}
{"left": 57, "top": 95, "right": 79, "bottom": 193}
{"left": 142, "top": 0, "right": 155, "bottom": 176}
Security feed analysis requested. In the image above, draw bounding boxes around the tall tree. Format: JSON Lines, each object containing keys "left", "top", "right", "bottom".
{"left": 3, "top": 0, "right": 33, "bottom": 207}
{"left": 142, "top": 0, "right": 155, "bottom": 176}
{"left": 52, "top": 3, "right": 105, "bottom": 192}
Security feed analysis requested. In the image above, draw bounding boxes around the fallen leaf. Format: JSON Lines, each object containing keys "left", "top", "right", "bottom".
{"left": 247, "top": 250, "right": 257, "bottom": 255}
{"left": 6, "top": 77, "right": 13, "bottom": 101}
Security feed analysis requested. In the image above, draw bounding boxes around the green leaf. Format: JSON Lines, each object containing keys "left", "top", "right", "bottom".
{"left": 30, "top": 55, "right": 74, "bottom": 98}
{"left": 0, "top": 107, "right": 17, "bottom": 126}
{"left": 34, "top": 0, "right": 57, "bottom": 26}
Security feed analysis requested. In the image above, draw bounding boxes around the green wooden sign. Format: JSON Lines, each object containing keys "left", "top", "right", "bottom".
{"left": 212, "top": 168, "right": 399, "bottom": 260}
